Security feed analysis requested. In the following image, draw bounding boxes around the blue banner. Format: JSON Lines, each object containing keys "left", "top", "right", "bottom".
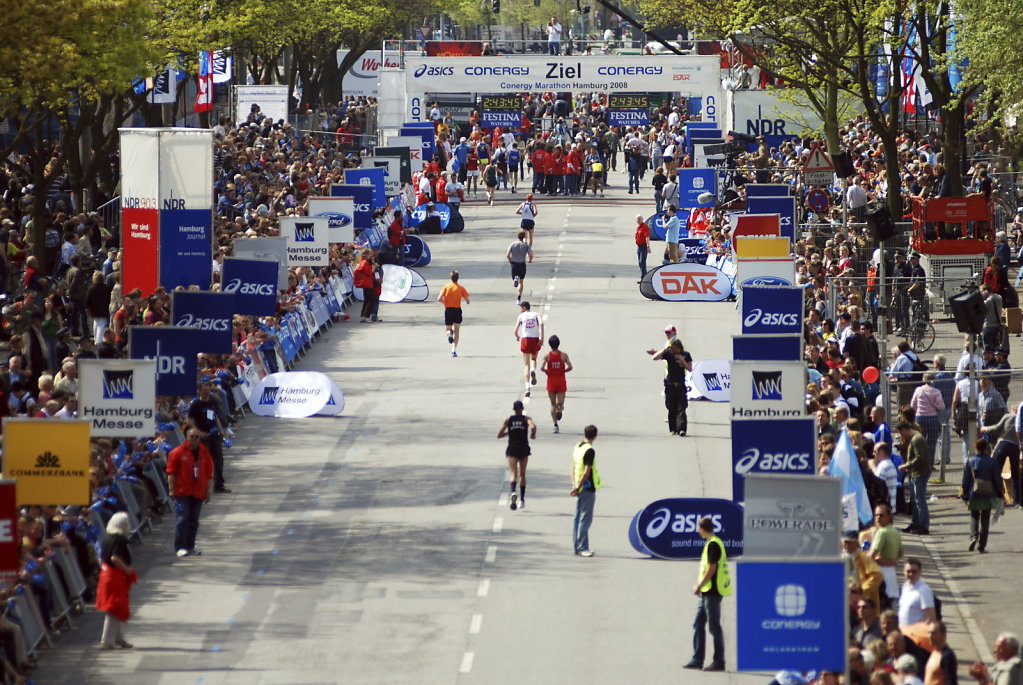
{"left": 687, "top": 129, "right": 722, "bottom": 155}
{"left": 629, "top": 498, "right": 744, "bottom": 560}
{"left": 680, "top": 238, "right": 707, "bottom": 263}
{"left": 128, "top": 326, "right": 202, "bottom": 396}
{"left": 345, "top": 168, "right": 386, "bottom": 207}
{"left": 399, "top": 125, "right": 435, "bottom": 162}
{"left": 158, "top": 208, "right": 212, "bottom": 290}
{"left": 677, "top": 168, "right": 716, "bottom": 209}
{"left": 730, "top": 418, "right": 816, "bottom": 501}
{"left": 607, "top": 109, "right": 650, "bottom": 127}
{"left": 736, "top": 561, "right": 846, "bottom": 672}
{"left": 408, "top": 203, "right": 451, "bottom": 231}
{"left": 732, "top": 335, "right": 803, "bottom": 362}
{"left": 221, "top": 258, "right": 278, "bottom": 316}
{"left": 744, "top": 184, "right": 792, "bottom": 198}
{"left": 741, "top": 286, "right": 803, "bottom": 335}
{"left": 746, "top": 196, "right": 798, "bottom": 242}
{"left": 170, "top": 291, "right": 234, "bottom": 353}
{"left": 329, "top": 184, "right": 374, "bottom": 228}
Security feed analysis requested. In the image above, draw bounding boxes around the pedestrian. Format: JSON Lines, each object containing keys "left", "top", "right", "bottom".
{"left": 980, "top": 406, "right": 1019, "bottom": 507}
{"left": 188, "top": 378, "right": 229, "bottom": 493}
{"left": 483, "top": 159, "right": 499, "bottom": 206}
{"left": 843, "top": 532, "right": 884, "bottom": 612}
{"left": 570, "top": 425, "right": 600, "bottom": 557}
{"left": 635, "top": 214, "right": 651, "bottom": 280}
{"left": 961, "top": 438, "right": 1003, "bottom": 553}
{"left": 166, "top": 428, "right": 213, "bottom": 558}
{"left": 897, "top": 420, "right": 931, "bottom": 535}
{"left": 652, "top": 339, "right": 692, "bottom": 435}
{"left": 438, "top": 270, "right": 470, "bottom": 357}
{"left": 925, "top": 621, "right": 959, "bottom": 685}
{"left": 95, "top": 512, "right": 137, "bottom": 650}
{"left": 968, "top": 632, "right": 1022, "bottom": 685}
{"left": 514, "top": 301, "right": 544, "bottom": 397}
{"left": 910, "top": 372, "right": 945, "bottom": 465}
{"left": 869, "top": 503, "right": 903, "bottom": 610}
{"left": 664, "top": 205, "right": 680, "bottom": 263}
{"left": 684, "top": 516, "right": 732, "bottom": 672}
{"left": 541, "top": 334, "right": 573, "bottom": 433}
{"left": 507, "top": 230, "right": 533, "bottom": 305}
{"left": 445, "top": 173, "right": 465, "bottom": 216}
{"left": 898, "top": 557, "right": 937, "bottom": 629}
{"left": 354, "top": 248, "right": 378, "bottom": 323}
{"left": 515, "top": 193, "right": 538, "bottom": 247}
{"left": 497, "top": 400, "right": 536, "bottom": 511}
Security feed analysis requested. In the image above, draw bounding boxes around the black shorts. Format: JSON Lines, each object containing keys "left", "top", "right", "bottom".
{"left": 506, "top": 446, "right": 531, "bottom": 459}
{"left": 444, "top": 307, "right": 463, "bottom": 326}
{"left": 511, "top": 262, "right": 527, "bottom": 280}
{"left": 521, "top": 219, "right": 535, "bottom": 231}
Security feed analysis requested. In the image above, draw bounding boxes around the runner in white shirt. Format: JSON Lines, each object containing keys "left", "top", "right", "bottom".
{"left": 514, "top": 301, "right": 545, "bottom": 397}
{"left": 515, "top": 193, "right": 539, "bottom": 247}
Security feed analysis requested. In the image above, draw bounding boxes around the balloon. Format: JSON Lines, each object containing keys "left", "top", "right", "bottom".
{"left": 862, "top": 366, "right": 879, "bottom": 384}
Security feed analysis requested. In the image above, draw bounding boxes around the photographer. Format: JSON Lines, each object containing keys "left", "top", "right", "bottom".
{"left": 547, "top": 17, "right": 562, "bottom": 55}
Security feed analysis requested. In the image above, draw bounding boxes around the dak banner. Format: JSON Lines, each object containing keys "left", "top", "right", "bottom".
{"left": 307, "top": 197, "right": 356, "bottom": 243}
{"left": 221, "top": 258, "right": 278, "bottom": 315}
{"left": 730, "top": 418, "right": 816, "bottom": 501}
{"left": 129, "top": 326, "right": 202, "bottom": 396}
{"left": 741, "top": 286, "right": 803, "bottom": 335}
{"left": 79, "top": 359, "right": 157, "bottom": 437}
{"left": 640, "top": 263, "right": 731, "bottom": 302}
{"left": 3, "top": 420, "right": 91, "bottom": 506}
{"left": 730, "top": 360, "right": 806, "bottom": 420}
{"left": 628, "top": 497, "right": 744, "bottom": 560}
{"left": 170, "top": 291, "right": 234, "bottom": 352}
{"left": 282, "top": 216, "right": 329, "bottom": 266}
{"left": 0, "top": 482, "right": 16, "bottom": 579}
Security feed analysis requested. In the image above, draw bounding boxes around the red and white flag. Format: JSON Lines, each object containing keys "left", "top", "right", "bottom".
{"left": 194, "top": 50, "right": 213, "bottom": 113}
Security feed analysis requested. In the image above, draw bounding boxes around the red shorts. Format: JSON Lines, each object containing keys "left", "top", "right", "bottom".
{"left": 547, "top": 378, "right": 567, "bottom": 394}
{"left": 520, "top": 337, "right": 542, "bottom": 355}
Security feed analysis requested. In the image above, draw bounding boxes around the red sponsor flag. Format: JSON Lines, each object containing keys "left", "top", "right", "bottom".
{"left": 194, "top": 50, "right": 213, "bottom": 113}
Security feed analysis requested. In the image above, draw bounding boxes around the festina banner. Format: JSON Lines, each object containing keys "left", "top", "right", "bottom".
{"left": 249, "top": 371, "right": 341, "bottom": 418}
{"left": 220, "top": 258, "right": 278, "bottom": 315}
{"left": 170, "top": 291, "right": 234, "bottom": 352}
{"left": 282, "top": 216, "right": 329, "bottom": 267}
{"left": 730, "top": 360, "right": 806, "bottom": 420}
{"left": 307, "top": 197, "right": 356, "bottom": 243}
{"left": 78, "top": 359, "right": 157, "bottom": 438}
{"left": 120, "top": 128, "right": 213, "bottom": 296}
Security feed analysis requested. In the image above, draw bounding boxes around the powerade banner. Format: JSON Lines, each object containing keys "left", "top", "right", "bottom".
{"left": 170, "top": 291, "right": 234, "bottom": 352}
{"left": 78, "top": 359, "right": 157, "bottom": 438}
{"left": 677, "top": 168, "right": 717, "bottom": 209}
{"left": 399, "top": 126, "right": 435, "bottom": 162}
{"left": 730, "top": 418, "right": 816, "bottom": 501}
{"left": 736, "top": 560, "right": 847, "bottom": 672}
{"left": 741, "top": 286, "right": 803, "bottom": 335}
{"left": 129, "top": 326, "right": 203, "bottom": 396}
{"left": 640, "top": 263, "right": 732, "bottom": 302}
{"left": 330, "top": 184, "right": 374, "bottom": 229}
{"left": 221, "top": 258, "right": 278, "bottom": 316}
{"left": 352, "top": 264, "right": 414, "bottom": 303}
{"left": 732, "top": 335, "right": 802, "bottom": 362}
{"left": 345, "top": 168, "right": 386, "bottom": 208}
{"left": 406, "top": 268, "right": 430, "bottom": 302}
{"left": 628, "top": 498, "right": 744, "bottom": 560}
{"left": 747, "top": 196, "right": 798, "bottom": 242}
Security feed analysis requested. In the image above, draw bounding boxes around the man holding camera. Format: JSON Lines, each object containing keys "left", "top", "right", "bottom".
{"left": 547, "top": 17, "right": 562, "bottom": 55}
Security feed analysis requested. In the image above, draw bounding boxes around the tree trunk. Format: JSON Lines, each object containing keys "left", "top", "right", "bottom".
{"left": 320, "top": 43, "right": 344, "bottom": 106}
{"left": 942, "top": 100, "right": 965, "bottom": 196}
{"left": 824, "top": 77, "right": 841, "bottom": 154}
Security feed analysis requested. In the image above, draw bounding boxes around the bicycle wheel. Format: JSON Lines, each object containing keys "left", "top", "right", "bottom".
{"left": 912, "top": 322, "right": 936, "bottom": 352}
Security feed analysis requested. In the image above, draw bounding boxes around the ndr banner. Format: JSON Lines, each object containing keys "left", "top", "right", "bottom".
{"left": 628, "top": 497, "right": 744, "bottom": 560}
{"left": 640, "top": 263, "right": 731, "bottom": 302}
{"left": 3, "top": 420, "right": 91, "bottom": 506}
{"left": 730, "top": 360, "right": 806, "bottom": 420}
{"left": 79, "top": 359, "right": 157, "bottom": 438}
{"left": 282, "top": 216, "right": 329, "bottom": 267}
{"left": 128, "top": 326, "right": 202, "bottom": 396}
{"left": 120, "top": 128, "right": 213, "bottom": 296}
{"left": 741, "top": 286, "right": 803, "bottom": 335}
{"left": 729, "top": 418, "right": 816, "bottom": 501}
{"left": 170, "top": 291, "right": 234, "bottom": 353}
{"left": 307, "top": 197, "right": 356, "bottom": 243}
{"left": 249, "top": 372, "right": 344, "bottom": 418}
{"left": 221, "top": 258, "right": 278, "bottom": 316}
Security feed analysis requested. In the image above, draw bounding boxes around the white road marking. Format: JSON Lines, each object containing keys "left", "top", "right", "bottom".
{"left": 459, "top": 652, "right": 474, "bottom": 674}
{"left": 469, "top": 614, "right": 483, "bottom": 634}
{"left": 492, "top": 517, "right": 503, "bottom": 533}
{"left": 485, "top": 546, "right": 497, "bottom": 563}
{"left": 477, "top": 579, "right": 490, "bottom": 597}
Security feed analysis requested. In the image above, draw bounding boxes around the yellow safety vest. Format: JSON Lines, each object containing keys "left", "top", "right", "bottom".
{"left": 698, "top": 535, "right": 733, "bottom": 596}
{"left": 572, "top": 441, "right": 601, "bottom": 491}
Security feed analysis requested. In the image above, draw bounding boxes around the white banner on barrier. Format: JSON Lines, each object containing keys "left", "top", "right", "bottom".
{"left": 363, "top": 156, "right": 401, "bottom": 196}
{"left": 688, "top": 359, "right": 731, "bottom": 402}
{"left": 282, "top": 216, "right": 329, "bottom": 266}
{"left": 730, "top": 360, "right": 806, "bottom": 420}
{"left": 79, "top": 360, "right": 158, "bottom": 437}
{"left": 249, "top": 371, "right": 336, "bottom": 418}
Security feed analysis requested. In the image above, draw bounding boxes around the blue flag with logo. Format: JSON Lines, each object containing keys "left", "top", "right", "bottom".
{"left": 828, "top": 428, "right": 873, "bottom": 526}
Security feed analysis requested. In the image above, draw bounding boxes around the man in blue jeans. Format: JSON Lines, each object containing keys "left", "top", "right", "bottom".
{"left": 570, "top": 425, "right": 599, "bottom": 557}
{"left": 166, "top": 429, "right": 213, "bottom": 557}
{"left": 897, "top": 421, "right": 932, "bottom": 535}
{"left": 685, "top": 517, "right": 732, "bottom": 672}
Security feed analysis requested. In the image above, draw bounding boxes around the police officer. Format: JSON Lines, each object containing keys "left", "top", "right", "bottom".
{"left": 684, "top": 517, "right": 732, "bottom": 672}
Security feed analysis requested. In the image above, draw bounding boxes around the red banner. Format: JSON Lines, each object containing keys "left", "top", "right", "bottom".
{"left": 732, "top": 214, "right": 781, "bottom": 254}
{"left": 426, "top": 41, "right": 484, "bottom": 57}
{"left": 0, "top": 482, "right": 18, "bottom": 579}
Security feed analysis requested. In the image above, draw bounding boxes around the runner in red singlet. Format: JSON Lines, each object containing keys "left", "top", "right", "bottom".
{"left": 540, "top": 334, "right": 573, "bottom": 433}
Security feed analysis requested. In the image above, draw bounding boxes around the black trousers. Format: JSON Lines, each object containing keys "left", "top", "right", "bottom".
{"left": 665, "top": 381, "right": 688, "bottom": 434}
{"left": 202, "top": 436, "right": 225, "bottom": 490}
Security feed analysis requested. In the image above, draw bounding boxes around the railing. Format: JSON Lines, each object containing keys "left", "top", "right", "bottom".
{"left": 95, "top": 195, "right": 120, "bottom": 233}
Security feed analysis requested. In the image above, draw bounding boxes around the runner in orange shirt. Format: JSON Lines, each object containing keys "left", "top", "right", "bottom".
{"left": 438, "top": 270, "right": 470, "bottom": 357}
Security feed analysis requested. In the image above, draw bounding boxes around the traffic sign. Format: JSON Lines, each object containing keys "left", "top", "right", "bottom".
{"left": 807, "top": 188, "right": 829, "bottom": 213}
{"left": 803, "top": 143, "right": 834, "bottom": 187}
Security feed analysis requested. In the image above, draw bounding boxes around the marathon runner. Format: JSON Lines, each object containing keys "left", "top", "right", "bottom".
{"left": 438, "top": 270, "right": 470, "bottom": 357}
{"left": 540, "top": 335, "right": 573, "bottom": 434}
{"left": 507, "top": 230, "right": 533, "bottom": 305}
{"left": 514, "top": 301, "right": 544, "bottom": 397}
{"left": 497, "top": 400, "right": 537, "bottom": 511}
{"left": 515, "top": 194, "right": 538, "bottom": 247}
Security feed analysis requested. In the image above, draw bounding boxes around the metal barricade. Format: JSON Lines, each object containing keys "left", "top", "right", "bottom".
{"left": 41, "top": 559, "right": 74, "bottom": 630}
{"left": 143, "top": 460, "right": 169, "bottom": 508}
{"left": 8, "top": 586, "right": 50, "bottom": 653}
{"left": 54, "top": 546, "right": 88, "bottom": 607}
{"left": 114, "top": 479, "right": 148, "bottom": 539}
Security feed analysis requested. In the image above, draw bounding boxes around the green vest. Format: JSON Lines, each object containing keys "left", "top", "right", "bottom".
{"left": 698, "top": 535, "right": 733, "bottom": 596}
{"left": 572, "top": 441, "right": 601, "bottom": 491}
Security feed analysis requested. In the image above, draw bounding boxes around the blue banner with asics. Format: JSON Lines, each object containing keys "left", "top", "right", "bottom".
{"left": 730, "top": 418, "right": 816, "bottom": 501}
{"left": 740, "top": 285, "right": 803, "bottom": 335}
{"left": 221, "top": 258, "right": 278, "bottom": 316}
{"left": 170, "top": 291, "right": 234, "bottom": 353}
{"left": 628, "top": 497, "right": 744, "bottom": 560}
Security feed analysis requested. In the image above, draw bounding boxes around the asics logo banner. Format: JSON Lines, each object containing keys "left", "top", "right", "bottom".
{"left": 223, "top": 279, "right": 275, "bottom": 296}
{"left": 743, "top": 309, "right": 799, "bottom": 328}
{"left": 645, "top": 508, "right": 723, "bottom": 538}
{"left": 102, "top": 370, "right": 133, "bottom": 399}
{"left": 177, "top": 314, "right": 230, "bottom": 331}
{"left": 413, "top": 64, "right": 454, "bottom": 77}
{"left": 734, "top": 448, "right": 810, "bottom": 475}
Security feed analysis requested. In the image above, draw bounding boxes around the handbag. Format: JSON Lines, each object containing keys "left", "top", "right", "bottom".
{"left": 970, "top": 458, "right": 995, "bottom": 499}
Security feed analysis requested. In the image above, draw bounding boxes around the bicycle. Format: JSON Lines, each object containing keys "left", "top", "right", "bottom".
{"left": 907, "top": 298, "right": 936, "bottom": 352}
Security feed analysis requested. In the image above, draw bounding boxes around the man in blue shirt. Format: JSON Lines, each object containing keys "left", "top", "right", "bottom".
{"left": 664, "top": 205, "right": 680, "bottom": 263}
{"left": 453, "top": 138, "right": 470, "bottom": 183}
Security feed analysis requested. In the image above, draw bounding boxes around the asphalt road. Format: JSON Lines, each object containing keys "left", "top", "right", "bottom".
{"left": 33, "top": 170, "right": 1012, "bottom": 684}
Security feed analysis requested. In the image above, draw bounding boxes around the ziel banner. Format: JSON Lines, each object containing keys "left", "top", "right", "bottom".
{"left": 221, "top": 258, "right": 278, "bottom": 315}
{"left": 307, "top": 197, "right": 356, "bottom": 243}
{"left": 129, "top": 326, "right": 202, "bottom": 396}
{"left": 170, "top": 291, "right": 234, "bottom": 352}
{"left": 741, "top": 286, "right": 803, "bottom": 335}
{"left": 729, "top": 418, "right": 816, "bottom": 501}
{"left": 3, "top": 419, "right": 91, "bottom": 506}
{"left": 640, "top": 263, "right": 731, "bottom": 302}
{"left": 628, "top": 497, "right": 744, "bottom": 560}
{"left": 79, "top": 359, "right": 157, "bottom": 437}
{"left": 730, "top": 360, "right": 806, "bottom": 420}
{"left": 282, "top": 216, "right": 329, "bottom": 267}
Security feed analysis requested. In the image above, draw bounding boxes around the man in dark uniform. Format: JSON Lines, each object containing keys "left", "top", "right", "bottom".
{"left": 188, "top": 377, "right": 229, "bottom": 493}
{"left": 907, "top": 252, "right": 927, "bottom": 324}
{"left": 497, "top": 400, "right": 536, "bottom": 510}
{"left": 891, "top": 250, "right": 913, "bottom": 334}
{"left": 992, "top": 347, "right": 1012, "bottom": 405}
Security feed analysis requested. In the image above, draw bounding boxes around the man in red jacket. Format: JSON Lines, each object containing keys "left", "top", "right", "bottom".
{"left": 167, "top": 428, "right": 214, "bottom": 558}
{"left": 531, "top": 145, "right": 547, "bottom": 194}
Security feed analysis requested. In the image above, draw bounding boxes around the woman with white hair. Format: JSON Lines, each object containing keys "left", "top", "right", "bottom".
{"left": 95, "top": 512, "right": 137, "bottom": 649}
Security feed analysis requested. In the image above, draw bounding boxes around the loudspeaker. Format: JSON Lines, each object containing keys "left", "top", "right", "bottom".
{"left": 866, "top": 206, "right": 897, "bottom": 241}
{"left": 832, "top": 150, "right": 855, "bottom": 178}
{"left": 948, "top": 291, "right": 986, "bottom": 334}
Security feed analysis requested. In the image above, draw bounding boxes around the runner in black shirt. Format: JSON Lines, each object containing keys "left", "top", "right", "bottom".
{"left": 497, "top": 400, "right": 537, "bottom": 511}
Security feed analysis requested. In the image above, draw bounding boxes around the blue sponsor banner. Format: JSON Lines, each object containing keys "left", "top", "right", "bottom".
{"left": 170, "top": 291, "right": 234, "bottom": 353}
{"left": 400, "top": 125, "right": 434, "bottom": 162}
{"left": 345, "top": 168, "right": 386, "bottom": 207}
{"left": 330, "top": 184, "right": 374, "bottom": 229}
{"left": 736, "top": 560, "right": 846, "bottom": 672}
{"left": 128, "top": 326, "right": 202, "bottom": 396}
{"left": 680, "top": 238, "right": 707, "bottom": 263}
{"left": 221, "top": 258, "right": 278, "bottom": 316}
{"left": 403, "top": 234, "right": 426, "bottom": 266}
{"left": 481, "top": 110, "right": 521, "bottom": 128}
{"left": 747, "top": 196, "right": 798, "bottom": 242}
{"left": 745, "top": 184, "right": 792, "bottom": 198}
{"left": 607, "top": 109, "right": 650, "bottom": 127}
{"left": 630, "top": 498, "right": 744, "bottom": 560}
{"left": 158, "top": 209, "right": 212, "bottom": 291}
{"left": 323, "top": 285, "right": 340, "bottom": 314}
{"left": 277, "top": 322, "right": 297, "bottom": 362}
{"left": 677, "top": 168, "right": 716, "bottom": 209}
{"left": 729, "top": 418, "right": 816, "bottom": 501}
{"left": 741, "top": 285, "right": 803, "bottom": 335}
{"left": 408, "top": 203, "right": 451, "bottom": 231}
{"left": 647, "top": 212, "right": 693, "bottom": 242}
{"left": 687, "top": 129, "right": 722, "bottom": 155}
{"left": 732, "top": 335, "right": 803, "bottom": 362}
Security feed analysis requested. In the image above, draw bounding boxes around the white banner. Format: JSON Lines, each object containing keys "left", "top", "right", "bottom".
{"left": 249, "top": 371, "right": 342, "bottom": 418}
{"left": 233, "top": 237, "right": 289, "bottom": 289}
{"left": 338, "top": 50, "right": 401, "bottom": 97}
{"left": 78, "top": 360, "right": 157, "bottom": 437}
{"left": 388, "top": 136, "right": 425, "bottom": 166}
{"left": 730, "top": 360, "right": 806, "bottom": 420}
{"left": 688, "top": 359, "right": 731, "bottom": 402}
{"left": 307, "top": 198, "right": 356, "bottom": 243}
{"left": 736, "top": 257, "right": 796, "bottom": 289}
{"left": 362, "top": 156, "right": 401, "bottom": 196}
{"left": 235, "top": 85, "right": 289, "bottom": 124}
{"left": 282, "top": 216, "right": 329, "bottom": 267}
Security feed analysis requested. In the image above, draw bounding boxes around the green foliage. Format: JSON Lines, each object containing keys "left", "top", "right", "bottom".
{"left": 955, "top": 0, "right": 1023, "bottom": 125}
